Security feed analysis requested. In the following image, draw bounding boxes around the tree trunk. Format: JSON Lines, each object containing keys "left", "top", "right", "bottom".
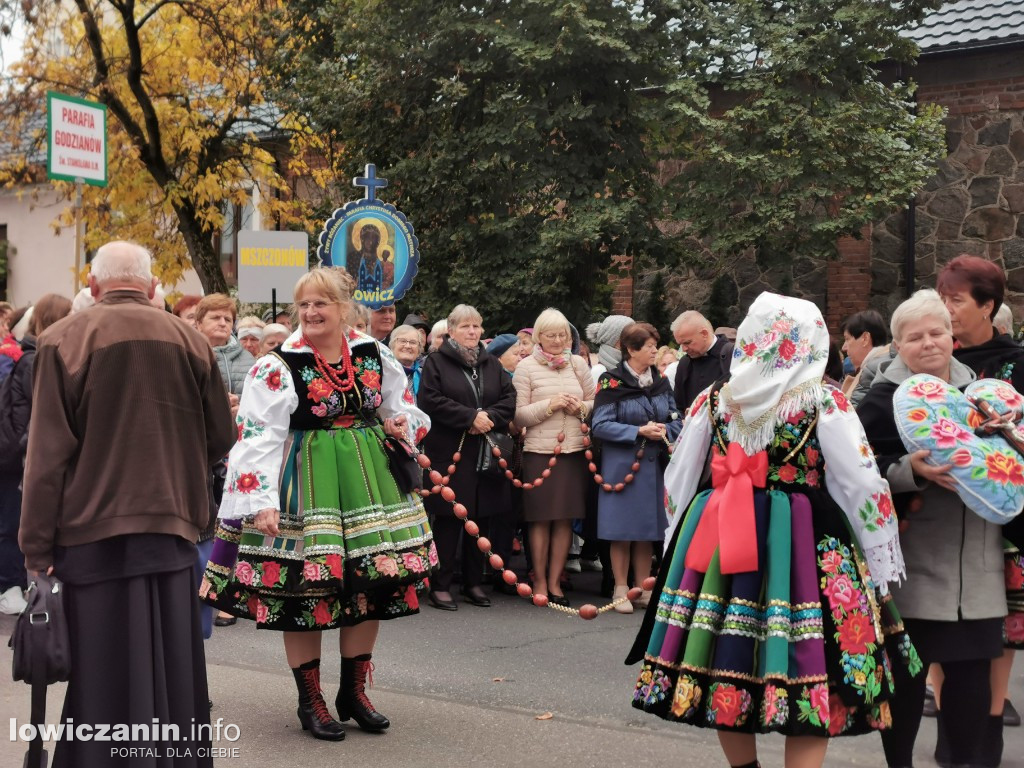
{"left": 174, "top": 201, "right": 227, "bottom": 295}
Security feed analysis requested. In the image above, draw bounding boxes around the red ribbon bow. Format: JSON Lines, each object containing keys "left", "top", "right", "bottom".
{"left": 684, "top": 443, "right": 768, "bottom": 575}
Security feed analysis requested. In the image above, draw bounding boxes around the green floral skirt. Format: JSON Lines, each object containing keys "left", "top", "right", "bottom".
{"left": 201, "top": 424, "right": 437, "bottom": 630}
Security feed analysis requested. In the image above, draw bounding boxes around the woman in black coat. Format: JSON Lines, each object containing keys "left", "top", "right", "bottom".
{"left": 0, "top": 294, "right": 71, "bottom": 616}
{"left": 418, "top": 305, "right": 516, "bottom": 610}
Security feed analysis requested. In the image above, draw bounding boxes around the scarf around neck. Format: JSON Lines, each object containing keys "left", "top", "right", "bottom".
{"left": 595, "top": 360, "right": 672, "bottom": 409}
{"left": 533, "top": 345, "right": 570, "bottom": 370}
{"left": 446, "top": 337, "right": 480, "bottom": 367}
{"left": 719, "top": 292, "right": 829, "bottom": 454}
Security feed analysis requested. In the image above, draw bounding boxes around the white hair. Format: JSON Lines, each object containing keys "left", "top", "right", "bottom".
{"left": 671, "top": 310, "right": 712, "bottom": 335}
{"left": 262, "top": 323, "right": 289, "bottom": 337}
{"left": 71, "top": 287, "right": 95, "bottom": 313}
{"left": 994, "top": 303, "right": 1014, "bottom": 336}
{"left": 237, "top": 315, "right": 266, "bottom": 331}
{"left": 428, "top": 319, "right": 447, "bottom": 343}
{"left": 348, "top": 302, "right": 371, "bottom": 328}
{"left": 389, "top": 324, "right": 423, "bottom": 355}
{"left": 890, "top": 288, "right": 952, "bottom": 343}
{"left": 12, "top": 306, "right": 33, "bottom": 339}
{"left": 90, "top": 241, "right": 153, "bottom": 284}
{"left": 447, "top": 304, "right": 482, "bottom": 331}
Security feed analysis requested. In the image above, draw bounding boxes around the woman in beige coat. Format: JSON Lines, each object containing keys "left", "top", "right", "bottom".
{"left": 513, "top": 308, "right": 594, "bottom": 607}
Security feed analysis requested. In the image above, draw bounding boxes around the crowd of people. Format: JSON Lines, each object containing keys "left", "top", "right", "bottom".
{"left": 0, "top": 244, "right": 1022, "bottom": 768}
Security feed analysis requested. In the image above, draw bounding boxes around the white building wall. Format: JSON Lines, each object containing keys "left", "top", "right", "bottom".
{"left": 0, "top": 184, "right": 203, "bottom": 306}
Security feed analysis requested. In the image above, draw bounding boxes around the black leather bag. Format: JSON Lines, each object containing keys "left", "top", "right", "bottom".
{"left": 10, "top": 574, "right": 70, "bottom": 685}
{"left": 479, "top": 431, "right": 514, "bottom": 477}
{"left": 380, "top": 435, "right": 423, "bottom": 493}
{"left": 9, "top": 573, "right": 71, "bottom": 768}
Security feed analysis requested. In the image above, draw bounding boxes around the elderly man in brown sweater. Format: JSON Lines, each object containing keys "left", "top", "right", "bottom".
{"left": 20, "top": 240, "right": 236, "bottom": 768}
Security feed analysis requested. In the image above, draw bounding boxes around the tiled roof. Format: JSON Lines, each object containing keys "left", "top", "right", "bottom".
{"left": 905, "top": 1, "right": 1024, "bottom": 53}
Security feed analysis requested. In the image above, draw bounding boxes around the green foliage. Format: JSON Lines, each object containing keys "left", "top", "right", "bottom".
{"left": 640, "top": 270, "right": 672, "bottom": 343}
{"left": 273, "top": 0, "right": 679, "bottom": 330}
{"left": 660, "top": 0, "right": 948, "bottom": 265}
{"left": 705, "top": 274, "right": 738, "bottom": 330}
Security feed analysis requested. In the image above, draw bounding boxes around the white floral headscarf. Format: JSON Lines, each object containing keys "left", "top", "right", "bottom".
{"left": 719, "top": 292, "right": 830, "bottom": 453}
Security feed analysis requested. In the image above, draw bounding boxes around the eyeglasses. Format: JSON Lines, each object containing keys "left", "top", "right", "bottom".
{"left": 394, "top": 339, "right": 419, "bottom": 348}
{"left": 297, "top": 300, "right": 335, "bottom": 311}
{"left": 539, "top": 332, "right": 568, "bottom": 340}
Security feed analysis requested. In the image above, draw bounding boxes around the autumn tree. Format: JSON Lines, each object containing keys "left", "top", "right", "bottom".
{"left": 272, "top": 0, "right": 681, "bottom": 330}
{"left": 0, "top": 0, "right": 336, "bottom": 292}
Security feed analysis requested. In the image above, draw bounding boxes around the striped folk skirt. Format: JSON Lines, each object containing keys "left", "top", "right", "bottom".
{"left": 630, "top": 488, "right": 920, "bottom": 737}
{"left": 201, "top": 424, "right": 437, "bottom": 630}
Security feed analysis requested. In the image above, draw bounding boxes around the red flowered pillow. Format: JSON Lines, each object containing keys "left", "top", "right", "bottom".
{"left": 894, "top": 374, "right": 1024, "bottom": 524}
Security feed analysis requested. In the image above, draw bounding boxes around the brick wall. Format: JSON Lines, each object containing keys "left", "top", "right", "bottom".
{"left": 610, "top": 254, "right": 633, "bottom": 315}
{"left": 918, "top": 74, "right": 1024, "bottom": 116}
{"left": 826, "top": 227, "right": 873, "bottom": 333}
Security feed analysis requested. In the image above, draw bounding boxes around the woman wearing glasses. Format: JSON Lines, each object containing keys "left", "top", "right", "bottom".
{"left": 202, "top": 269, "right": 436, "bottom": 741}
{"left": 389, "top": 324, "right": 425, "bottom": 398}
{"left": 513, "top": 308, "right": 595, "bottom": 606}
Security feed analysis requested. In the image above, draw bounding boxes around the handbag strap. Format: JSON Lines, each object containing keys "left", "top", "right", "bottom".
{"left": 461, "top": 368, "right": 484, "bottom": 409}
{"left": 27, "top": 597, "right": 49, "bottom": 767}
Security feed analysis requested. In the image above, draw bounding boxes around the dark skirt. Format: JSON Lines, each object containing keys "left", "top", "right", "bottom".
{"left": 904, "top": 617, "right": 1004, "bottom": 663}
{"left": 630, "top": 488, "right": 919, "bottom": 738}
{"left": 55, "top": 566, "right": 211, "bottom": 768}
{"left": 521, "top": 451, "right": 588, "bottom": 522}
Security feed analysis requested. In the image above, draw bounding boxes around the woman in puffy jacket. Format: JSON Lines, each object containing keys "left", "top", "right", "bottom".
{"left": 513, "top": 308, "right": 594, "bottom": 607}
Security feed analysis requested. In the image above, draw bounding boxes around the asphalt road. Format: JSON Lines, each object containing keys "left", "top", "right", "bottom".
{"left": 2, "top": 568, "right": 1022, "bottom": 767}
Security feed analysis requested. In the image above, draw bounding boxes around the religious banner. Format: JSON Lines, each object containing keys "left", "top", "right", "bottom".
{"left": 316, "top": 164, "right": 420, "bottom": 309}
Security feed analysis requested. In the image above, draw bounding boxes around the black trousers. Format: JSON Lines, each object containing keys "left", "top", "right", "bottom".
{"left": 882, "top": 637, "right": 992, "bottom": 767}
{"left": 431, "top": 515, "right": 487, "bottom": 592}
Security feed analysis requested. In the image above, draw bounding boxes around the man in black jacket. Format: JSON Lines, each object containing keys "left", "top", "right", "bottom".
{"left": 672, "top": 311, "right": 734, "bottom": 412}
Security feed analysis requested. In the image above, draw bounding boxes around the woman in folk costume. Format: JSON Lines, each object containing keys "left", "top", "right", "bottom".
{"left": 626, "top": 293, "right": 917, "bottom": 768}
{"left": 202, "top": 268, "right": 436, "bottom": 741}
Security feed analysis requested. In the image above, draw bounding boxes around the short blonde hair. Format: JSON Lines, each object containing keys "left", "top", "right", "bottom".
{"left": 429, "top": 319, "right": 447, "bottom": 342}
{"left": 890, "top": 288, "right": 952, "bottom": 343}
{"left": 447, "top": 304, "right": 482, "bottom": 331}
{"left": 237, "top": 315, "right": 266, "bottom": 331}
{"left": 293, "top": 267, "right": 354, "bottom": 305}
{"left": 348, "top": 302, "right": 371, "bottom": 329}
{"left": 995, "top": 303, "right": 1014, "bottom": 335}
{"left": 533, "top": 308, "right": 571, "bottom": 339}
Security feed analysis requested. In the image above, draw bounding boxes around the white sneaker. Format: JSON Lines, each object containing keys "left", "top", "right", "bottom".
{"left": 579, "top": 558, "right": 603, "bottom": 572}
{"left": 0, "top": 585, "right": 27, "bottom": 615}
{"left": 564, "top": 559, "right": 582, "bottom": 573}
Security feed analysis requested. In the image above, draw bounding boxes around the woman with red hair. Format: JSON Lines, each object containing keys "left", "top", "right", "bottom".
{"left": 935, "top": 254, "right": 1024, "bottom": 766}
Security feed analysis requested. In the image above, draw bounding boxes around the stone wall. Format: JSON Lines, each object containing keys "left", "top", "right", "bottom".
{"left": 870, "top": 115, "right": 1024, "bottom": 319}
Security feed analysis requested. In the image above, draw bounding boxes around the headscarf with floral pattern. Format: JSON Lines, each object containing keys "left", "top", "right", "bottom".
{"left": 719, "top": 292, "right": 830, "bottom": 454}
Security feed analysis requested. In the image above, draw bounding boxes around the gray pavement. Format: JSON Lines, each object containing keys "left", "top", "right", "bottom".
{"left": 2, "top": 570, "right": 1022, "bottom": 767}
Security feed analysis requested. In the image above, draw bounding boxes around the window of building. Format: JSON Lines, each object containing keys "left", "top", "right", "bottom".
{"left": 216, "top": 189, "right": 258, "bottom": 287}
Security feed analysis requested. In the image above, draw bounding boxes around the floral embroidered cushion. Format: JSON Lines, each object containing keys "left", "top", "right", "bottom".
{"left": 894, "top": 374, "right": 1024, "bottom": 524}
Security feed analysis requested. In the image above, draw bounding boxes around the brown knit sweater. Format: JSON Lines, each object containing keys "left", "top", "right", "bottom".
{"left": 19, "top": 290, "right": 236, "bottom": 571}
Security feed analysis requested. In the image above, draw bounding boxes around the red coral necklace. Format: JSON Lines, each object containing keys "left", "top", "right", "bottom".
{"left": 303, "top": 335, "right": 357, "bottom": 393}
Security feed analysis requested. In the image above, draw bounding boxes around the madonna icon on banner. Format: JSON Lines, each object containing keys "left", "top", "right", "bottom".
{"left": 316, "top": 164, "right": 420, "bottom": 309}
